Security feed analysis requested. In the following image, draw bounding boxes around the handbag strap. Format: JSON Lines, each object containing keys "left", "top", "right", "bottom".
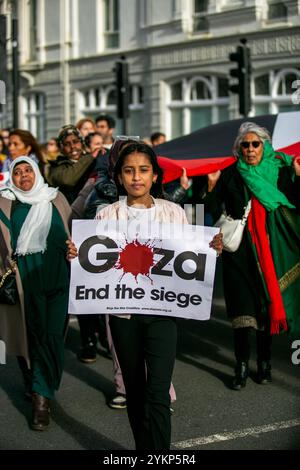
{"left": 242, "top": 200, "right": 252, "bottom": 220}
{"left": 0, "top": 207, "right": 15, "bottom": 264}
{"left": 0, "top": 208, "right": 12, "bottom": 234}
{"left": 241, "top": 186, "right": 252, "bottom": 224}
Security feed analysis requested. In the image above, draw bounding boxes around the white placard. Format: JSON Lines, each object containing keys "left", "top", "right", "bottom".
{"left": 69, "top": 220, "right": 219, "bottom": 321}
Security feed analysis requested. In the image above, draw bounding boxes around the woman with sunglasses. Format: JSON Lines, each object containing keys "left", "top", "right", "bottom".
{"left": 203, "top": 121, "right": 300, "bottom": 390}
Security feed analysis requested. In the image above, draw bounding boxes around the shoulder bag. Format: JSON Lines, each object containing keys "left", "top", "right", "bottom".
{"left": 214, "top": 200, "right": 252, "bottom": 252}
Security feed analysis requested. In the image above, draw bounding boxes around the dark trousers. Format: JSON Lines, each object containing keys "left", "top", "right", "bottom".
{"left": 77, "top": 314, "right": 108, "bottom": 349}
{"left": 17, "top": 356, "right": 32, "bottom": 390}
{"left": 233, "top": 327, "right": 272, "bottom": 363}
{"left": 109, "top": 315, "right": 177, "bottom": 450}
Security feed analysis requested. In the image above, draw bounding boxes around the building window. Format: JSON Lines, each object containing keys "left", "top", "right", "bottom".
{"left": 254, "top": 74, "right": 270, "bottom": 96}
{"left": 277, "top": 73, "right": 297, "bottom": 96}
{"left": 127, "top": 84, "right": 144, "bottom": 136}
{"left": 23, "top": 93, "right": 46, "bottom": 142}
{"left": 78, "top": 84, "right": 144, "bottom": 136}
{"left": 268, "top": 1, "right": 287, "bottom": 21}
{"left": 190, "top": 79, "right": 212, "bottom": 100}
{"left": 193, "top": 0, "right": 209, "bottom": 32}
{"left": 168, "top": 76, "right": 229, "bottom": 139}
{"left": 171, "top": 82, "right": 183, "bottom": 101}
{"left": 253, "top": 69, "right": 300, "bottom": 115}
{"left": 104, "top": 0, "right": 119, "bottom": 49}
{"left": 29, "top": 0, "right": 38, "bottom": 61}
{"left": 0, "top": 103, "right": 4, "bottom": 130}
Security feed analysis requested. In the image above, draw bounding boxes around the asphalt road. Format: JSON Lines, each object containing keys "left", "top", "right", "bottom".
{"left": 0, "top": 262, "right": 299, "bottom": 454}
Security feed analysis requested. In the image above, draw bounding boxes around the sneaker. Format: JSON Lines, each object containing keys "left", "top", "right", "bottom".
{"left": 108, "top": 394, "right": 127, "bottom": 409}
{"left": 78, "top": 343, "right": 97, "bottom": 364}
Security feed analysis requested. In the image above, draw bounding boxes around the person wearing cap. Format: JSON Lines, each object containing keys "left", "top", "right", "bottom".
{"left": 44, "top": 125, "right": 98, "bottom": 204}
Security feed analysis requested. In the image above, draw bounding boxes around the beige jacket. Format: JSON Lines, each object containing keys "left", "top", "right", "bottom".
{"left": 96, "top": 197, "right": 188, "bottom": 225}
{"left": 0, "top": 192, "right": 71, "bottom": 366}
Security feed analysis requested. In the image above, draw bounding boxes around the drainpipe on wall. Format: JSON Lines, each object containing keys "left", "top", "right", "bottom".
{"left": 60, "top": 0, "right": 70, "bottom": 125}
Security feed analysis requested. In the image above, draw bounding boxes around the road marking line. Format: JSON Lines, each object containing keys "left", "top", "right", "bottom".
{"left": 173, "top": 419, "right": 300, "bottom": 448}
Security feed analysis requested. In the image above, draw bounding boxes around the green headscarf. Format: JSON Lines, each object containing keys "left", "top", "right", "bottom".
{"left": 237, "top": 140, "right": 295, "bottom": 211}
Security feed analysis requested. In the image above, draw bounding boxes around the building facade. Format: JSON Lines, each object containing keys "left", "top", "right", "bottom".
{"left": 0, "top": 0, "right": 300, "bottom": 142}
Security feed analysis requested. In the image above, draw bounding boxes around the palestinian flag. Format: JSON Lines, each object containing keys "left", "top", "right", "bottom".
{"left": 156, "top": 111, "right": 300, "bottom": 183}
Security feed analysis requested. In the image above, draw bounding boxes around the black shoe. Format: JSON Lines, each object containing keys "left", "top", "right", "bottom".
{"left": 257, "top": 361, "right": 272, "bottom": 384}
{"left": 78, "top": 343, "right": 97, "bottom": 363}
{"left": 232, "top": 361, "right": 248, "bottom": 390}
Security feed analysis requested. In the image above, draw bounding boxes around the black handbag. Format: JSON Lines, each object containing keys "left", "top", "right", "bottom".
{"left": 0, "top": 261, "right": 18, "bottom": 305}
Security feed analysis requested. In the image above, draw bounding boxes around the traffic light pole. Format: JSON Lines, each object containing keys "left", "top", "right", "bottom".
{"left": 229, "top": 39, "right": 252, "bottom": 117}
{"left": 12, "top": 0, "right": 19, "bottom": 128}
{"left": 121, "top": 110, "right": 127, "bottom": 135}
{"left": 115, "top": 56, "right": 129, "bottom": 134}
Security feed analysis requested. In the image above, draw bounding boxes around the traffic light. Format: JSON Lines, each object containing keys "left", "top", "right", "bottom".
{"left": 114, "top": 56, "right": 129, "bottom": 120}
{"left": 229, "top": 40, "right": 252, "bottom": 116}
{"left": 0, "top": 15, "right": 7, "bottom": 89}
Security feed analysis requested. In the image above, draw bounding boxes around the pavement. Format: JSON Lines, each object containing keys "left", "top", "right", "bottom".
{"left": 0, "top": 261, "right": 299, "bottom": 455}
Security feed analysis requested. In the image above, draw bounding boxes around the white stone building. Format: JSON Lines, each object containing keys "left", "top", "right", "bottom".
{"left": 0, "top": 0, "right": 299, "bottom": 142}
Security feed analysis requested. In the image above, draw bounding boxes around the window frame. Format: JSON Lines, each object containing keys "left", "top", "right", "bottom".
{"left": 22, "top": 92, "right": 46, "bottom": 143}
{"left": 103, "top": 0, "right": 120, "bottom": 49}
{"left": 167, "top": 75, "right": 230, "bottom": 138}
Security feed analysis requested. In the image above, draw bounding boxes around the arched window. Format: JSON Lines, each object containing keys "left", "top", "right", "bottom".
{"left": 254, "top": 74, "right": 270, "bottom": 96}
{"left": 277, "top": 73, "right": 297, "bottom": 96}
{"left": 167, "top": 76, "right": 229, "bottom": 138}
{"left": 78, "top": 84, "right": 144, "bottom": 135}
{"left": 190, "top": 79, "right": 212, "bottom": 100}
{"left": 253, "top": 69, "right": 300, "bottom": 115}
{"left": 107, "top": 88, "right": 117, "bottom": 106}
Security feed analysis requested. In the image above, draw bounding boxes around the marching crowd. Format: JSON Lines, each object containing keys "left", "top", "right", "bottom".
{"left": 0, "top": 115, "right": 299, "bottom": 450}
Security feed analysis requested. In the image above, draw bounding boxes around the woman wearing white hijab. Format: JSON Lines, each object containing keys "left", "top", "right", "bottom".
{"left": 0, "top": 156, "right": 72, "bottom": 431}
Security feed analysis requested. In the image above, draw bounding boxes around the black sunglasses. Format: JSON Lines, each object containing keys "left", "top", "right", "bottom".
{"left": 241, "top": 140, "right": 261, "bottom": 149}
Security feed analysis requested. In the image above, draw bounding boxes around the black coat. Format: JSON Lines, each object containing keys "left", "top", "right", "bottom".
{"left": 203, "top": 163, "right": 300, "bottom": 325}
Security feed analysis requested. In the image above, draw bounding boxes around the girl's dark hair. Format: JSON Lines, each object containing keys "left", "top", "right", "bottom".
{"left": 113, "top": 142, "right": 164, "bottom": 198}
{"left": 109, "top": 139, "right": 137, "bottom": 178}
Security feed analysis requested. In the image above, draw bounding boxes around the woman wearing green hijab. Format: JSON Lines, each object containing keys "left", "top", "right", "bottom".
{"left": 203, "top": 122, "right": 300, "bottom": 390}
